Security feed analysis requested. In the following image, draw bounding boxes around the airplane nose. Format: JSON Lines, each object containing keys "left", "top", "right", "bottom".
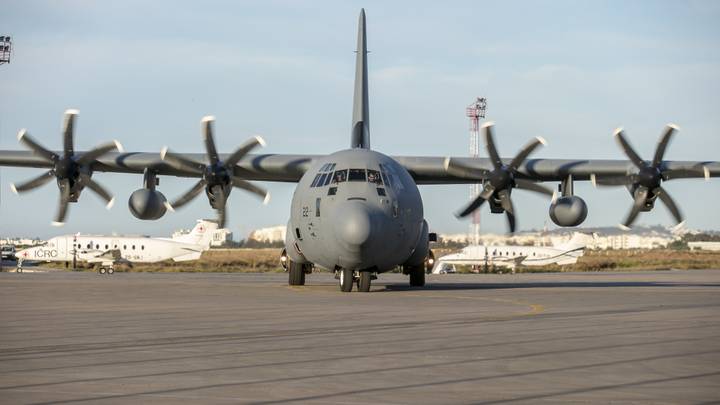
{"left": 333, "top": 201, "right": 372, "bottom": 247}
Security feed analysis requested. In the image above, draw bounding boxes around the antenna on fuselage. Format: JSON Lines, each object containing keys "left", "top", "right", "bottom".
{"left": 351, "top": 9, "right": 370, "bottom": 149}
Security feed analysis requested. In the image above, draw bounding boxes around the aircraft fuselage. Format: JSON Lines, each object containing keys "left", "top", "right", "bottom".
{"left": 287, "top": 149, "right": 427, "bottom": 273}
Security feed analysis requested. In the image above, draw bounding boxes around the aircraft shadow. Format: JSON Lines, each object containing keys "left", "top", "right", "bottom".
{"left": 382, "top": 280, "right": 720, "bottom": 291}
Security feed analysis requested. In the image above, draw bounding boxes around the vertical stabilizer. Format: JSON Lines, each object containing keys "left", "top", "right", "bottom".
{"left": 173, "top": 220, "right": 219, "bottom": 249}
{"left": 351, "top": 9, "right": 370, "bottom": 149}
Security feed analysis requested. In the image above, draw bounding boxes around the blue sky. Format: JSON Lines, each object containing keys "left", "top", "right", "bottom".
{"left": 1, "top": 1, "right": 719, "bottom": 239}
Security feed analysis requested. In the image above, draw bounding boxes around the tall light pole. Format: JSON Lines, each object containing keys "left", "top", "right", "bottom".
{"left": 0, "top": 36, "right": 9, "bottom": 272}
{"left": 465, "top": 97, "right": 487, "bottom": 246}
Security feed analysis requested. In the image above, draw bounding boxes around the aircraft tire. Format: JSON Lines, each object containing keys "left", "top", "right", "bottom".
{"left": 288, "top": 262, "right": 305, "bottom": 286}
{"left": 99, "top": 267, "right": 106, "bottom": 275}
{"left": 409, "top": 266, "right": 425, "bottom": 287}
{"left": 16, "top": 267, "right": 22, "bottom": 273}
{"left": 339, "top": 268, "right": 354, "bottom": 292}
{"left": 358, "top": 271, "right": 372, "bottom": 292}
{"left": 108, "top": 268, "right": 115, "bottom": 275}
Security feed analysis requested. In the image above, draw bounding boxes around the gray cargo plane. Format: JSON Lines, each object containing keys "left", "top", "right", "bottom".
{"left": 1, "top": 9, "right": 718, "bottom": 292}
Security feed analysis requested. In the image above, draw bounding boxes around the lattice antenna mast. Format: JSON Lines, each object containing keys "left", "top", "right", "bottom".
{"left": 465, "top": 97, "right": 487, "bottom": 246}
{"left": 0, "top": 36, "right": 11, "bottom": 65}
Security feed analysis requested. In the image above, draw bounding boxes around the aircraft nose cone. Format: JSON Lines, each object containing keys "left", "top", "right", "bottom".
{"left": 334, "top": 202, "right": 372, "bottom": 247}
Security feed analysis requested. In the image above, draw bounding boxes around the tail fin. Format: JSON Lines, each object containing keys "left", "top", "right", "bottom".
{"left": 555, "top": 232, "right": 594, "bottom": 251}
{"left": 351, "top": 8, "right": 370, "bottom": 149}
{"left": 173, "top": 220, "right": 219, "bottom": 249}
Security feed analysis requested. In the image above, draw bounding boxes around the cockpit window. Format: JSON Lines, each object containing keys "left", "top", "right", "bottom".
{"left": 318, "top": 173, "right": 328, "bottom": 186}
{"left": 323, "top": 173, "right": 333, "bottom": 186}
{"left": 332, "top": 169, "right": 348, "bottom": 183}
{"left": 378, "top": 164, "right": 392, "bottom": 187}
{"left": 367, "top": 169, "right": 382, "bottom": 185}
{"left": 310, "top": 174, "right": 323, "bottom": 187}
{"left": 348, "top": 169, "right": 367, "bottom": 182}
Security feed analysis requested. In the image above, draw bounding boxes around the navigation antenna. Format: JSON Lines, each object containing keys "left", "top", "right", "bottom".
{"left": 0, "top": 36, "right": 11, "bottom": 65}
{"left": 466, "top": 97, "right": 487, "bottom": 246}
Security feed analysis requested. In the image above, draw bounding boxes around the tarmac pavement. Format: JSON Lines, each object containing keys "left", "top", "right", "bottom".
{"left": 0, "top": 269, "right": 719, "bottom": 404}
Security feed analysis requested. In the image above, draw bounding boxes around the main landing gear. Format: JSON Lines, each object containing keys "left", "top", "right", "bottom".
{"left": 403, "top": 264, "right": 425, "bottom": 287}
{"left": 337, "top": 269, "right": 376, "bottom": 292}
{"left": 97, "top": 266, "right": 115, "bottom": 275}
{"left": 287, "top": 260, "right": 313, "bottom": 286}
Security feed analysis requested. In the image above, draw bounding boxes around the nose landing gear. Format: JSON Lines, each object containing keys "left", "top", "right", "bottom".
{"left": 339, "top": 268, "right": 354, "bottom": 292}
{"left": 336, "top": 269, "right": 376, "bottom": 292}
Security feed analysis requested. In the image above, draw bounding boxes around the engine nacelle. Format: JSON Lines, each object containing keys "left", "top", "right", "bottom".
{"left": 128, "top": 188, "right": 167, "bottom": 220}
{"left": 549, "top": 196, "right": 587, "bottom": 227}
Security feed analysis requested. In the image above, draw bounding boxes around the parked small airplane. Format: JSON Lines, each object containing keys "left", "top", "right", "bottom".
{"left": 15, "top": 220, "right": 218, "bottom": 274}
{"left": 432, "top": 232, "right": 594, "bottom": 273}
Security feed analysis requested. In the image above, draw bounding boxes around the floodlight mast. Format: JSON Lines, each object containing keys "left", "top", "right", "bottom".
{"left": 0, "top": 36, "right": 11, "bottom": 65}
{"left": 465, "top": 97, "right": 487, "bottom": 246}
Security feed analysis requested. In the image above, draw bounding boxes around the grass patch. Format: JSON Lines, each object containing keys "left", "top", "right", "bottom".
{"left": 17, "top": 248, "right": 720, "bottom": 273}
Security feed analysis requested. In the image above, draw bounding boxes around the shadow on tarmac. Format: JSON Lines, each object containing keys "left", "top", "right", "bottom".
{"left": 384, "top": 280, "right": 720, "bottom": 291}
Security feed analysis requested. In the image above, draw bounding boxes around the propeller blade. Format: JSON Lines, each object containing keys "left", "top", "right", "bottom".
{"left": 514, "top": 178, "right": 554, "bottom": 196}
{"left": 652, "top": 124, "right": 678, "bottom": 167}
{"left": 168, "top": 179, "right": 206, "bottom": 210}
{"left": 662, "top": 167, "right": 707, "bottom": 181}
{"left": 202, "top": 116, "right": 219, "bottom": 165}
{"left": 482, "top": 122, "right": 503, "bottom": 170}
{"left": 620, "top": 187, "right": 649, "bottom": 229}
{"left": 225, "top": 136, "right": 266, "bottom": 168}
{"left": 76, "top": 140, "right": 123, "bottom": 165}
{"left": 17, "top": 129, "right": 58, "bottom": 162}
{"left": 160, "top": 147, "right": 205, "bottom": 174}
{"left": 215, "top": 188, "right": 227, "bottom": 228}
{"left": 509, "top": 137, "right": 547, "bottom": 171}
{"left": 614, "top": 128, "right": 646, "bottom": 169}
{"left": 62, "top": 109, "right": 79, "bottom": 156}
{"left": 11, "top": 170, "right": 55, "bottom": 193}
{"left": 590, "top": 174, "right": 639, "bottom": 187}
{"left": 53, "top": 179, "right": 71, "bottom": 226}
{"left": 83, "top": 176, "right": 115, "bottom": 209}
{"left": 232, "top": 177, "right": 271, "bottom": 204}
{"left": 456, "top": 183, "right": 495, "bottom": 218}
{"left": 217, "top": 203, "right": 227, "bottom": 229}
{"left": 497, "top": 189, "right": 516, "bottom": 232}
{"left": 656, "top": 186, "right": 683, "bottom": 224}
{"left": 505, "top": 210, "right": 516, "bottom": 234}
{"left": 443, "top": 157, "right": 490, "bottom": 180}
{"left": 456, "top": 196, "right": 486, "bottom": 219}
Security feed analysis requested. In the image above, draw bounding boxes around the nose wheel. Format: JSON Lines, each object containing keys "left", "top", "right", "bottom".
{"left": 357, "top": 271, "right": 372, "bottom": 292}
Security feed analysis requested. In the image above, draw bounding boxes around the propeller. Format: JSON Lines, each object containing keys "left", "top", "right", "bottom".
{"left": 591, "top": 124, "right": 706, "bottom": 229}
{"left": 10, "top": 109, "right": 122, "bottom": 226}
{"left": 444, "top": 122, "right": 554, "bottom": 233}
{"left": 161, "top": 116, "right": 270, "bottom": 228}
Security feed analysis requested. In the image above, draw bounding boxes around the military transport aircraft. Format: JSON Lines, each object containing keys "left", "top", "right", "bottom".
{"left": 0, "top": 10, "right": 718, "bottom": 292}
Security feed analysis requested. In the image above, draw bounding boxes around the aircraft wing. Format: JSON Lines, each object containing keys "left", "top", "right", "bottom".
{"left": 0, "top": 151, "right": 316, "bottom": 183}
{"left": 394, "top": 156, "right": 720, "bottom": 184}
{"left": 3, "top": 151, "right": 718, "bottom": 184}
